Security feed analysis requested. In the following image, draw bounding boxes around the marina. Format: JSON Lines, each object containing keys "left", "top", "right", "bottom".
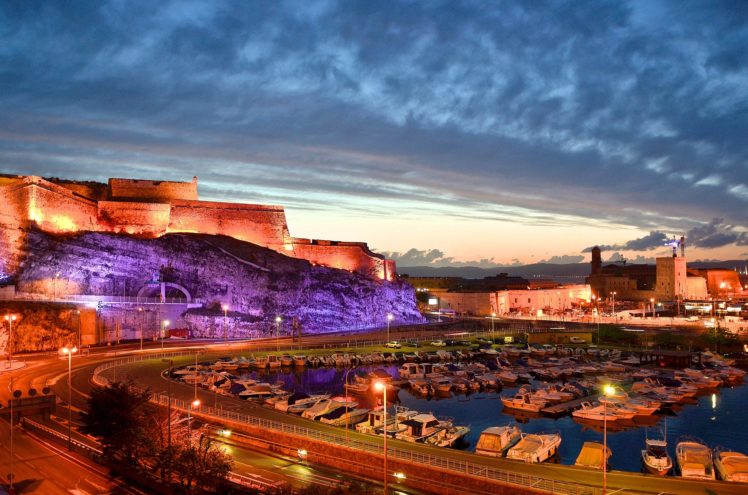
{"left": 171, "top": 344, "right": 748, "bottom": 476}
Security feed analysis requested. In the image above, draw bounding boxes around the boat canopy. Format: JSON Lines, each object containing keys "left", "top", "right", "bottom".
{"left": 575, "top": 442, "right": 611, "bottom": 469}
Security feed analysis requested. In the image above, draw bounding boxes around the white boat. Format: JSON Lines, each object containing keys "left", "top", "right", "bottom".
{"left": 288, "top": 395, "right": 330, "bottom": 415}
{"left": 642, "top": 438, "right": 672, "bottom": 476}
{"left": 506, "top": 433, "right": 562, "bottom": 463}
{"left": 432, "top": 376, "right": 453, "bottom": 394}
{"left": 293, "top": 355, "right": 307, "bottom": 367}
{"left": 395, "top": 413, "right": 447, "bottom": 443}
{"left": 501, "top": 391, "right": 545, "bottom": 413}
{"left": 426, "top": 424, "right": 471, "bottom": 447}
{"left": 676, "top": 440, "right": 715, "bottom": 480}
{"left": 575, "top": 442, "right": 611, "bottom": 470}
{"left": 497, "top": 369, "right": 518, "bottom": 384}
{"left": 475, "top": 426, "right": 522, "bottom": 457}
{"left": 302, "top": 398, "right": 344, "bottom": 420}
{"left": 275, "top": 393, "right": 329, "bottom": 413}
{"left": 572, "top": 402, "right": 619, "bottom": 422}
{"left": 267, "top": 355, "right": 282, "bottom": 368}
{"left": 714, "top": 449, "right": 748, "bottom": 482}
{"left": 319, "top": 406, "right": 370, "bottom": 427}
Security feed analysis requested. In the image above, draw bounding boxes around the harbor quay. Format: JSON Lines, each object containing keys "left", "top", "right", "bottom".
{"left": 83, "top": 330, "right": 747, "bottom": 495}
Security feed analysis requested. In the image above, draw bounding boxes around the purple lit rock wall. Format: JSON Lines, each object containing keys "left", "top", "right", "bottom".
{"left": 14, "top": 230, "right": 423, "bottom": 339}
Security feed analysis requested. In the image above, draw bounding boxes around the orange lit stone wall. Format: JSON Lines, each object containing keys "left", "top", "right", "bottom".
{"left": 98, "top": 201, "right": 170, "bottom": 236}
{"left": 291, "top": 238, "right": 388, "bottom": 279}
{"left": 168, "top": 199, "right": 291, "bottom": 249}
{"left": 0, "top": 175, "right": 396, "bottom": 280}
{"left": 109, "top": 177, "right": 198, "bottom": 202}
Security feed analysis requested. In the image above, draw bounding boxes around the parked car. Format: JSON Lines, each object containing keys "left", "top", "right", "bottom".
{"left": 430, "top": 340, "right": 447, "bottom": 347}
{"left": 404, "top": 341, "right": 420, "bottom": 347}
{"left": 385, "top": 341, "right": 401, "bottom": 349}
{"left": 569, "top": 337, "right": 586, "bottom": 344}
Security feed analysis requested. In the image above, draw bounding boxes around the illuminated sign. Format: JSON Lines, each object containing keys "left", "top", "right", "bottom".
{"left": 428, "top": 298, "right": 438, "bottom": 305}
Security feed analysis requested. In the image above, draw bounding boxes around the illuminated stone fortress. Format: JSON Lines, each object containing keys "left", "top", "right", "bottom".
{"left": 0, "top": 174, "right": 395, "bottom": 281}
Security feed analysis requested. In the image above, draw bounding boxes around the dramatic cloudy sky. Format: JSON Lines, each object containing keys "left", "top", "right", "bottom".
{"left": 1, "top": 1, "right": 747, "bottom": 266}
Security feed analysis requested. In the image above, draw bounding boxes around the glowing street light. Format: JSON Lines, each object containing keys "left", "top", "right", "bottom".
{"left": 490, "top": 312, "right": 496, "bottom": 338}
{"left": 60, "top": 345, "right": 78, "bottom": 450}
{"left": 611, "top": 292, "right": 617, "bottom": 321}
{"left": 188, "top": 399, "right": 201, "bottom": 445}
{"left": 137, "top": 307, "right": 144, "bottom": 351}
{"left": 602, "top": 383, "right": 616, "bottom": 495}
{"left": 222, "top": 304, "right": 229, "bottom": 342}
{"left": 5, "top": 314, "right": 17, "bottom": 368}
{"left": 386, "top": 313, "right": 394, "bottom": 343}
{"left": 161, "top": 319, "right": 170, "bottom": 349}
{"left": 275, "top": 316, "right": 282, "bottom": 352}
{"left": 373, "top": 381, "right": 388, "bottom": 494}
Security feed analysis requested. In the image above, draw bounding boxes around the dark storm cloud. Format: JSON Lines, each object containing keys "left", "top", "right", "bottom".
{"left": 1, "top": 1, "right": 748, "bottom": 242}
{"left": 583, "top": 231, "right": 669, "bottom": 252}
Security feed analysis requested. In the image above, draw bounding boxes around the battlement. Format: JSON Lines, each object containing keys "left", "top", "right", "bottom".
{"left": 0, "top": 174, "right": 395, "bottom": 280}
{"left": 108, "top": 176, "right": 198, "bottom": 202}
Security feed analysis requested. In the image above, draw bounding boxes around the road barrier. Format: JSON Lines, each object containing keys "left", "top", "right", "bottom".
{"left": 91, "top": 352, "right": 607, "bottom": 495}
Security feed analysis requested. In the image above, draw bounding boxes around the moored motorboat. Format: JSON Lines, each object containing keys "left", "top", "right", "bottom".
{"left": 641, "top": 438, "right": 672, "bottom": 476}
{"left": 676, "top": 439, "right": 715, "bottom": 480}
{"left": 714, "top": 449, "right": 748, "bottom": 482}
{"left": 506, "top": 433, "right": 562, "bottom": 463}
{"left": 475, "top": 426, "right": 522, "bottom": 457}
{"left": 575, "top": 442, "right": 611, "bottom": 470}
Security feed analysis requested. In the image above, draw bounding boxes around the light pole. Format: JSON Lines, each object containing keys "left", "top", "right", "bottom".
{"left": 374, "top": 381, "right": 388, "bottom": 494}
{"left": 76, "top": 310, "right": 81, "bottom": 349}
{"left": 611, "top": 292, "right": 617, "bottom": 322}
{"left": 188, "top": 399, "right": 200, "bottom": 446}
{"left": 60, "top": 345, "right": 78, "bottom": 451}
{"left": 137, "top": 307, "right": 143, "bottom": 351}
{"left": 161, "top": 319, "right": 170, "bottom": 349}
{"left": 161, "top": 358, "right": 173, "bottom": 452}
{"left": 222, "top": 304, "right": 229, "bottom": 342}
{"left": 386, "top": 313, "right": 393, "bottom": 343}
{"left": 9, "top": 375, "right": 16, "bottom": 493}
{"left": 275, "top": 316, "right": 282, "bottom": 352}
{"left": 5, "top": 314, "right": 16, "bottom": 368}
{"left": 650, "top": 298, "right": 655, "bottom": 319}
{"left": 601, "top": 384, "right": 615, "bottom": 494}
{"left": 343, "top": 368, "right": 353, "bottom": 446}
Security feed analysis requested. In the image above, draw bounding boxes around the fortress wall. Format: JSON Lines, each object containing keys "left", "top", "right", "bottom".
{"left": 168, "top": 200, "right": 291, "bottom": 248}
{"left": 0, "top": 181, "right": 28, "bottom": 277}
{"left": 109, "top": 177, "right": 198, "bottom": 202}
{"left": 54, "top": 182, "right": 108, "bottom": 201}
{"left": 24, "top": 177, "right": 98, "bottom": 234}
{"left": 97, "top": 201, "right": 170, "bottom": 236}
{"left": 291, "top": 238, "right": 387, "bottom": 279}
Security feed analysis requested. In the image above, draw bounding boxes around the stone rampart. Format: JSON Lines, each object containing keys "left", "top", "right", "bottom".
{"left": 291, "top": 238, "right": 388, "bottom": 279}
{"left": 0, "top": 174, "right": 396, "bottom": 280}
{"left": 98, "top": 201, "right": 170, "bottom": 236}
{"left": 168, "top": 199, "right": 291, "bottom": 249}
{"left": 109, "top": 176, "right": 198, "bottom": 202}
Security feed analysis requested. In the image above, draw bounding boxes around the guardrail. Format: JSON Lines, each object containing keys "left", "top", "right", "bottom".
{"left": 92, "top": 352, "right": 604, "bottom": 495}
{"left": 21, "top": 417, "right": 103, "bottom": 456}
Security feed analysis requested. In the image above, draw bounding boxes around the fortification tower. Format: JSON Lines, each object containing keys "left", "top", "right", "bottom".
{"left": 591, "top": 246, "right": 602, "bottom": 275}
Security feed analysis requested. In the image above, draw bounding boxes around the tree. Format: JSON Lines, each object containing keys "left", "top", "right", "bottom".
{"left": 81, "top": 381, "right": 156, "bottom": 465}
{"left": 172, "top": 434, "right": 233, "bottom": 493}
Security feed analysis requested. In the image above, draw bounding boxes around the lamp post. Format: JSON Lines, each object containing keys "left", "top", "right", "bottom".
{"left": 138, "top": 307, "right": 143, "bottom": 351}
{"left": 222, "top": 304, "right": 229, "bottom": 342}
{"left": 491, "top": 312, "right": 496, "bottom": 339}
{"left": 650, "top": 298, "right": 655, "bottom": 319}
{"left": 5, "top": 314, "right": 16, "bottom": 368}
{"left": 188, "top": 399, "right": 201, "bottom": 446}
{"left": 343, "top": 368, "right": 353, "bottom": 446}
{"left": 9, "top": 375, "right": 15, "bottom": 493}
{"left": 386, "top": 313, "right": 393, "bottom": 343}
{"left": 275, "top": 316, "right": 282, "bottom": 352}
{"left": 76, "top": 309, "right": 82, "bottom": 349}
{"left": 161, "top": 358, "right": 173, "bottom": 452}
{"left": 161, "top": 319, "right": 170, "bottom": 349}
{"left": 60, "top": 345, "right": 78, "bottom": 450}
{"left": 373, "top": 381, "right": 388, "bottom": 494}
{"left": 602, "top": 384, "right": 615, "bottom": 494}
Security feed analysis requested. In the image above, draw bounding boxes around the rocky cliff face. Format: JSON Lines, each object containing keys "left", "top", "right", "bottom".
{"left": 10, "top": 230, "right": 423, "bottom": 342}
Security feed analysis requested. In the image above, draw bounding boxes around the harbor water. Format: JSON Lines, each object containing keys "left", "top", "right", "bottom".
{"left": 236, "top": 364, "right": 748, "bottom": 473}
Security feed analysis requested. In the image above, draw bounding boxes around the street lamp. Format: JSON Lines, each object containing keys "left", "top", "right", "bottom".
{"left": 275, "top": 316, "right": 282, "bottom": 352}
{"left": 138, "top": 307, "right": 143, "bottom": 351}
{"left": 5, "top": 314, "right": 17, "bottom": 368}
{"left": 611, "top": 292, "right": 617, "bottom": 322}
{"left": 491, "top": 312, "right": 496, "bottom": 338}
{"left": 161, "top": 358, "right": 174, "bottom": 451}
{"left": 601, "top": 384, "right": 615, "bottom": 495}
{"left": 222, "top": 304, "right": 229, "bottom": 342}
{"left": 648, "top": 298, "right": 654, "bottom": 319}
{"left": 386, "top": 313, "right": 394, "bottom": 343}
{"left": 373, "top": 381, "right": 388, "bottom": 494}
{"left": 161, "top": 319, "right": 170, "bottom": 349}
{"left": 188, "top": 399, "right": 201, "bottom": 445}
{"left": 60, "top": 345, "right": 78, "bottom": 451}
